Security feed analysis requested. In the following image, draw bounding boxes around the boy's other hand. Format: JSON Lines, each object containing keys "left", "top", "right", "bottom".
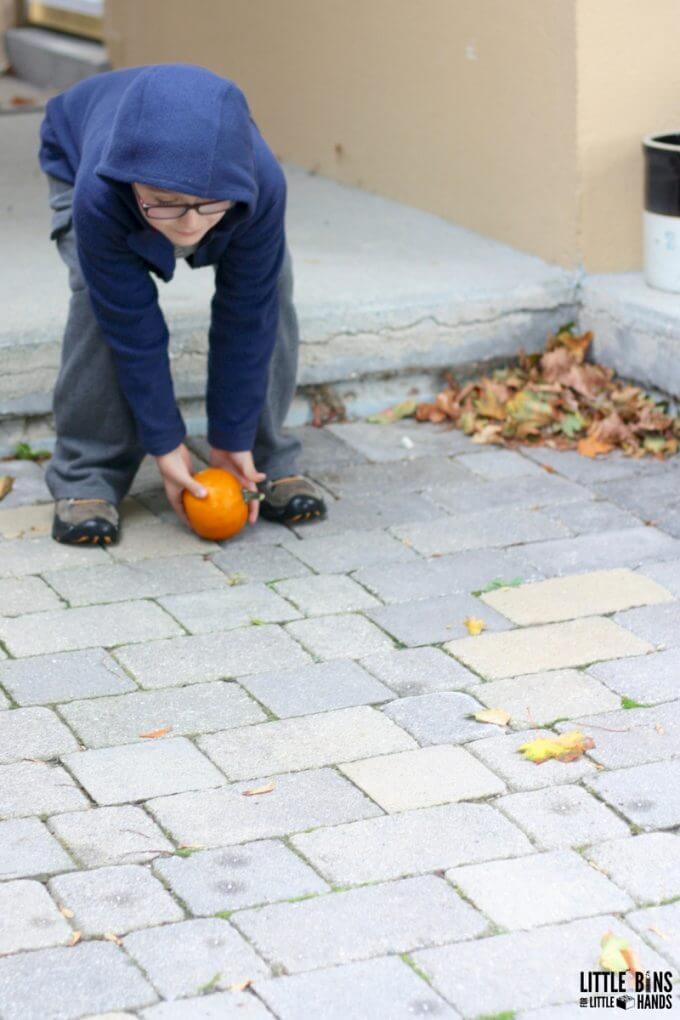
{"left": 209, "top": 448, "right": 265, "bottom": 524}
{"left": 156, "top": 443, "right": 207, "bottom": 527}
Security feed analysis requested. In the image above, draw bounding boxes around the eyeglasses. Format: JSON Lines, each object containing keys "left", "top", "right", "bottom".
{"left": 133, "top": 184, "right": 232, "bottom": 221}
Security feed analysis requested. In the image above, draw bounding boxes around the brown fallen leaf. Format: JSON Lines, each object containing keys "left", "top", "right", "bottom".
{"left": 242, "top": 783, "right": 275, "bottom": 797}
{"left": 69, "top": 931, "right": 82, "bottom": 946}
{"left": 518, "top": 731, "right": 595, "bottom": 764}
{"left": 139, "top": 726, "right": 172, "bottom": 739}
{"left": 228, "top": 979, "right": 253, "bottom": 992}
{"left": 0, "top": 476, "right": 14, "bottom": 502}
{"left": 577, "top": 435, "right": 613, "bottom": 458}
{"left": 60, "top": 907, "right": 74, "bottom": 919}
{"left": 464, "top": 616, "right": 486, "bottom": 636}
{"left": 474, "top": 707, "right": 511, "bottom": 727}
{"left": 10, "top": 95, "right": 36, "bottom": 107}
{"left": 539, "top": 462, "right": 557, "bottom": 474}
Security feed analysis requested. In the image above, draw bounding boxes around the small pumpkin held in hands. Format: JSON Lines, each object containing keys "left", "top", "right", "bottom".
{"left": 182, "top": 467, "right": 254, "bottom": 541}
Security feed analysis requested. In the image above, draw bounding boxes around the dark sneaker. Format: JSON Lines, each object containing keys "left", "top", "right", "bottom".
{"left": 52, "top": 498, "right": 120, "bottom": 545}
{"left": 259, "top": 475, "right": 327, "bottom": 524}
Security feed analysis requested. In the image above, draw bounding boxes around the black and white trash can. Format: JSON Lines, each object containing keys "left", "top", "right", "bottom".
{"left": 644, "top": 132, "right": 680, "bottom": 293}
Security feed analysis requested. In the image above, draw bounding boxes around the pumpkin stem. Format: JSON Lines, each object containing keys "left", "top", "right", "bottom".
{"left": 242, "top": 490, "right": 265, "bottom": 503}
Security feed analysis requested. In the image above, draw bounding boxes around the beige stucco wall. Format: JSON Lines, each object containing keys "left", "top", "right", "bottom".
{"left": 576, "top": 0, "right": 680, "bottom": 272}
{"left": 103, "top": 0, "right": 680, "bottom": 271}
{"left": 104, "top": 0, "right": 580, "bottom": 268}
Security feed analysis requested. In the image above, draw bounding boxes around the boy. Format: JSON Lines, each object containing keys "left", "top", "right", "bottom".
{"left": 39, "top": 62, "right": 327, "bottom": 544}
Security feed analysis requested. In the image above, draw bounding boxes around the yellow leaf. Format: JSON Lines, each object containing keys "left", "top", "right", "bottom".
{"left": 228, "top": 979, "right": 253, "bottom": 992}
{"left": 242, "top": 783, "right": 275, "bottom": 797}
{"left": 0, "top": 476, "right": 14, "bottom": 502}
{"left": 464, "top": 616, "right": 486, "bottom": 636}
{"left": 69, "top": 931, "right": 82, "bottom": 946}
{"left": 60, "top": 907, "right": 74, "bottom": 919}
{"left": 140, "top": 726, "right": 172, "bottom": 739}
{"left": 600, "top": 931, "right": 641, "bottom": 974}
{"left": 517, "top": 730, "right": 595, "bottom": 764}
{"left": 104, "top": 931, "right": 123, "bottom": 945}
{"left": 577, "top": 436, "right": 613, "bottom": 458}
{"left": 474, "top": 707, "right": 511, "bottom": 726}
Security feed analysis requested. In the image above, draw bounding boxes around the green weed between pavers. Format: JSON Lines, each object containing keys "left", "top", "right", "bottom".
{"left": 620, "top": 696, "right": 651, "bottom": 710}
{"left": 400, "top": 953, "right": 434, "bottom": 987}
{"left": 473, "top": 578, "right": 524, "bottom": 596}
{"left": 11, "top": 442, "right": 51, "bottom": 461}
{"left": 476, "top": 1013, "right": 516, "bottom": 1020}
{"left": 197, "top": 972, "right": 221, "bottom": 994}
{"left": 214, "top": 910, "right": 233, "bottom": 920}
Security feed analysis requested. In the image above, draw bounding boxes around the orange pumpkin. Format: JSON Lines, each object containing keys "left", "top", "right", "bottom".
{"left": 182, "top": 468, "right": 249, "bottom": 541}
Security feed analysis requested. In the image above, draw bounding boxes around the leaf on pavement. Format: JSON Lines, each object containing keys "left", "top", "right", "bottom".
{"left": 104, "top": 932, "right": 123, "bottom": 945}
{"left": 464, "top": 616, "right": 486, "bottom": 636}
{"left": 242, "top": 783, "right": 275, "bottom": 797}
{"left": 228, "top": 979, "right": 253, "bottom": 992}
{"left": 577, "top": 435, "right": 613, "bottom": 458}
{"left": 474, "top": 707, "right": 511, "bottom": 726}
{"left": 140, "top": 726, "right": 172, "bottom": 739}
{"left": 69, "top": 931, "right": 82, "bottom": 946}
{"left": 0, "top": 477, "right": 14, "bottom": 502}
{"left": 367, "top": 400, "right": 418, "bottom": 424}
{"left": 517, "top": 730, "right": 595, "bottom": 764}
{"left": 600, "top": 931, "right": 641, "bottom": 974}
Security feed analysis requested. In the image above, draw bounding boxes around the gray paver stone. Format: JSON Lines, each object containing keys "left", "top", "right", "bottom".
{"left": 353, "top": 547, "right": 544, "bottom": 604}
{"left": 587, "top": 649, "right": 680, "bottom": 705}
{"left": 324, "top": 420, "right": 474, "bottom": 463}
{"left": 585, "top": 833, "right": 680, "bottom": 904}
{"left": 239, "top": 659, "right": 392, "bottom": 717}
{"left": 463, "top": 729, "right": 601, "bottom": 791}
{"left": 59, "top": 681, "right": 265, "bottom": 748}
{"left": 584, "top": 761, "right": 680, "bottom": 831}
{"left": 544, "top": 499, "right": 642, "bottom": 536}
{"left": 0, "top": 648, "right": 136, "bottom": 705}
{"left": 285, "top": 613, "right": 395, "bottom": 659}
{"left": 43, "top": 555, "right": 227, "bottom": 606}
{"left": 291, "top": 802, "right": 532, "bottom": 884}
{"left": 626, "top": 900, "right": 680, "bottom": 970}
{"left": 360, "top": 646, "right": 479, "bottom": 695}
{"left": 254, "top": 955, "right": 460, "bottom": 1020}
{"left": 426, "top": 473, "right": 592, "bottom": 516}
{"left": 366, "top": 592, "right": 513, "bottom": 645}
{"left": 0, "top": 760, "right": 89, "bottom": 819}
{"left": 0, "top": 817, "right": 75, "bottom": 879}
{"left": 0, "top": 459, "right": 50, "bottom": 508}
{"left": 48, "top": 805, "right": 174, "bottom": 868}
{"left": 158, "top": 583, "right": 301, "bottom": 634}
{"left": 0, "top": 600, "right": 182, "bottom": 656}
{"left": 49, "top": 864, "right": 184, "bottom": 935}
{"left": 468, "top": 668, "right": 621, "bottom": 727}
{"left": 153, "top": 838, "right": 329, "bottom": 915}
{"left": 146, "top": 767, "right": 381, "bottom": 847}
{"left": 0, "top": 706, "right": 78, "bottom": 763}
{"left": 382, "top": 691, "right": 491, "bottom": 745}
{"left": 638, "top": 557, "right": 680, "bottom": 597}
{"left": 107, "top": 521, "right": 218, "bottom": 562}
{"left": 613, "top": 600, "right": 680, "bottom": 648}
{"left": 290, "top": 490, "right": 438, "bottom": 539}
{"left": 273, "top": 573, "right": 380, "bottom": 615}
{"left": 411, "top": 915, "right": 669, "bottom": 1016}
{"left": 495, "top": 785, "right": 630, "bottom": 850}
{"left": 316, "top": 455, "right": 472, "bottom": 497}
{"left": 232, "top": 875, "right": 488, "bottom": 974}
{"left": 555, "top": 701, "right": 680, "bottom": 769}
{"left": 390, "top": 507, "right": 569, "bottom": 556}
{"left": 140, "top": 990, "right": 274, "bottom": 1019}
{"left": 113, "top": 625, "right": 312, "bottom": 689}
{"left": 0, "top": 575, "right": 63, "bottom": 616}
{"left": 447, "top": 849, "right": 633, "bottom": 929}
{"left": 0, "top": 941, "right": 157, "bottom": 1020}
{"left": 198, "top": 705, "right": 415, "bottom": 780}
{"left": 0, "top": 536, "right": 110, "bottom": 578}
{"left": 62, "top": 738, "right": 226, "bottom": 805}
{"left": 522, "top": 527, "right": 680, "bottom": 577}
{"left": 210, "top": 543, "right": 312, "bottom": 583}
{"left": 0, "top": 879, "right": 72, "bottom": 954}
{"left": 281, "top": 528, "right": 416, "bottom": 573}
{"left": 123, "top": 919, "right": 268, "bottom": 999}
{"left": 456, "top": 448, "right": 545, "bottom": 479}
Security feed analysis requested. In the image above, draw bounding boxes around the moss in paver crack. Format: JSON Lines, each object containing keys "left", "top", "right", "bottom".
{"left": 621, "top": 696, "right": 651, "bottom": 709}
{"left": 475, "top": 1013, "right": 516, "bottom": 1020}
{"left": 400, "top": 952, "right": 435, "bottom": 987}
{"left": 214, "top": 910, "right": 233, "bottom": 919}
{"left": 197, "top": 972, "right": 221, "bottom": 994}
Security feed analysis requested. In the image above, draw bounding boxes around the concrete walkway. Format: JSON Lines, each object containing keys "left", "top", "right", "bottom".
{"left": 0, "top": 422, "right": 679, "bottom": 1017}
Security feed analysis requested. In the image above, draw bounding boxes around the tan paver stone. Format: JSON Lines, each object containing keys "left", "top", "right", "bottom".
{"left": 0, "top": 601, "right": 182, "bottom": 656}
{"left": 0, "top": 503, "right": 52, "bottom": 539}
{"left": 481, "top": 568, "right": 674, "bottom": 625}
{"left": 468, "top": 669, "right": 621, "bottom": 726}
{"left": 339, "top": 744, "right": 505, "bottom": 812}
{"left": 444, "top": 617, "right": 653, "bottom": 679}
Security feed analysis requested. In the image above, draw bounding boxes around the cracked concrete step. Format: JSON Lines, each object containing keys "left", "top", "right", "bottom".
{"left": 1, "top": 112, "right": 579, "bottom": 434}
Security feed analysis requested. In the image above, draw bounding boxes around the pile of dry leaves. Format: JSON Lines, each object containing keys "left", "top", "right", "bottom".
{"left": 413, "top": 325, "right": 680, "bottom": 458}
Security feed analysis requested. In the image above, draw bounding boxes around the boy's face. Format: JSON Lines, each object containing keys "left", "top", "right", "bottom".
{"left": 133, "top": 182, "right": 232, "bottom": 245}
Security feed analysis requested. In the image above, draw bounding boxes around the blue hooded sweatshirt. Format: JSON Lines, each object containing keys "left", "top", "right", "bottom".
{"left": 39, "top": 63, "right": 287, "bottom": 456}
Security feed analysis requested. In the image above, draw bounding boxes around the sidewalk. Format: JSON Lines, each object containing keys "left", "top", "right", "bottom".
{"left": 0, "top": 421, "right": 679, "bottom": 1017}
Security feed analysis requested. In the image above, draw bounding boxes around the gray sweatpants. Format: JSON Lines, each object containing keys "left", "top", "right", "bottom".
{"left": 45, "top": 174, "right": 302, "bottom": 504}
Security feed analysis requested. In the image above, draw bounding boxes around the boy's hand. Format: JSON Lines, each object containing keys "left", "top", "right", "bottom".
{"left": 156, "top": 443, "right": 207, "bottom": 526}
{"left": 210, "top": 448, "right": 265, "bottom": 524}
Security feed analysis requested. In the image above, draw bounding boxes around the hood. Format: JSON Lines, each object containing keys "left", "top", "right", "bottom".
{"left": 95, "top": 64, "right": 258, "bottom": 209}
